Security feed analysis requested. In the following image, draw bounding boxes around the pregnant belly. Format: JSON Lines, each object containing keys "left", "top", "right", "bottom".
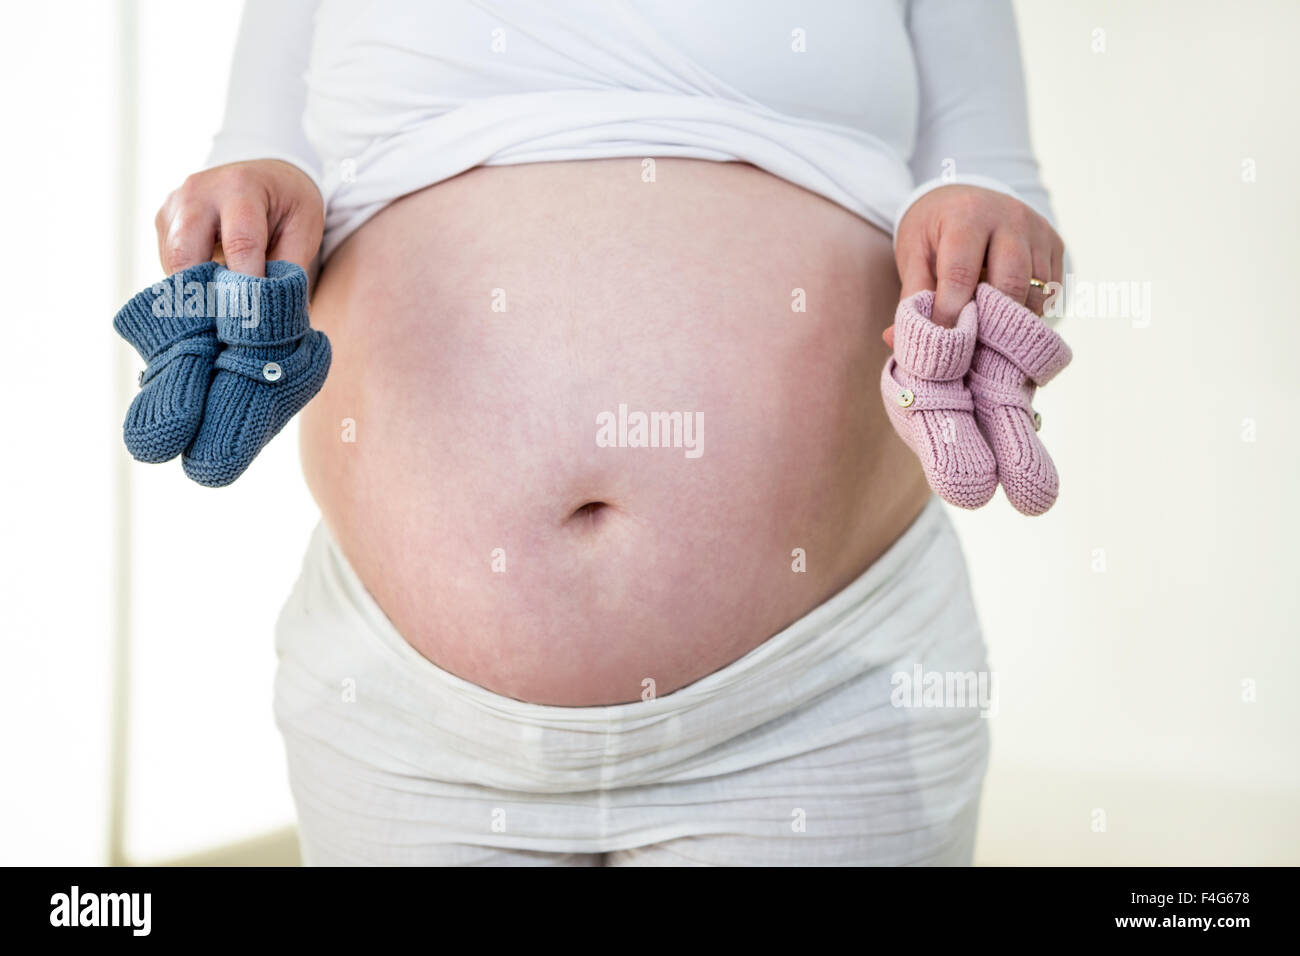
{"left": 300, "top": 159, "right": 929, "bottom": 705}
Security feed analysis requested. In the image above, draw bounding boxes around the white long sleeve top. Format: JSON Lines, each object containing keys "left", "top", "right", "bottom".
{"left": 206, "top": 0, "right": 1058, "bottom": 261}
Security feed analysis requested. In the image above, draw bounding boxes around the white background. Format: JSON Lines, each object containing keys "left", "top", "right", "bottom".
{"left": 960, "top": 0, "right": 1300, "bottom": 864}
{"left": 0, "top": 0, "right": 1295, "bottom": 864}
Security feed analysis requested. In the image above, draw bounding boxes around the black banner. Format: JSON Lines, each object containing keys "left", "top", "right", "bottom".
{"left": 3, "top": 865, "right": 1278, "bottom": 942}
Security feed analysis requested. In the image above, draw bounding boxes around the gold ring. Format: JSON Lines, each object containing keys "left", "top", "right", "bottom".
{"left": 1028, "top": 277, "right": 1047, "bottom": 290}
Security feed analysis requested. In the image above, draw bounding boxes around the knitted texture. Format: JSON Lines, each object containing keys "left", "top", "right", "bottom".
{"left": 182, "top": 262, "right": 331, "bottom": 487}
{"left": 881, "top": 292, "right": 997, "bottom": 509}
{"left": 113, "top": 261, "right": 220, "bottom": 463}
{"left": 969, "top": 283, "right": 1073, "bottom": 516}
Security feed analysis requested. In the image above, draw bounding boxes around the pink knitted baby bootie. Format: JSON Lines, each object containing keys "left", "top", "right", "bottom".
{"left": 969, "top": 283, "right": 1073, "bottom": 516}
{"left": 881, "top": 291, "right": 998, "bottom": 509}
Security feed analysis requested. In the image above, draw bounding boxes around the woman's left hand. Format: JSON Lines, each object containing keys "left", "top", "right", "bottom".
{"left": 882, "top": 184, "right": 1064, "bottom": 347}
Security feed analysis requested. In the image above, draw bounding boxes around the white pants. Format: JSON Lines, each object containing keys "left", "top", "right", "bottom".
{"left": 273, "top": 498, "right": 991, "bottom": 866}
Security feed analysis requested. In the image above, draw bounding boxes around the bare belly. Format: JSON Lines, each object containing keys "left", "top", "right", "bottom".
{"left": 300, "top": 158, "right": 929, "bottom": 705}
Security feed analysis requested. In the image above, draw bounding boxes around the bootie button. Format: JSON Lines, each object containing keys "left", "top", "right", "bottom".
{"left": 262, "top": 361, "right": 283, "bottom": 383}
{"left": 1032, "top": 410, "right": 1042, "bottom": 431}
{"left": 137, "top": 370, "right": 144, "bottom": 388}
{"left": 897, "top": 389, "right": 915, "bottom": 409}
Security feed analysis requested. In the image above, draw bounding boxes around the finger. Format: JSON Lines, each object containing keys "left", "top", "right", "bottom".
{"left": 1050, "top": 236, "right": 1065, "bottom": 286}
{"left": 985, "top": 230, "right": 1033, "bottom": 306}
{"left": 158, "top": 201, "right": 219, "bottom": 276}
{"left": 1026, "top": 240, "right": 1053, "bottom": 316}
{"left": 897, "top": 241, "right": 936, "bottom": 301}
{"left": 217, "top": 196, "right": 268, "bottom": 278}
{"left": 887, "top": 242, "right": 935, "bottom": 347}
{"left": 266, "top": 208, "right": 322, "bottom": 274}
{"left": 933, "top": 227, "right": 988, "bottom": 327}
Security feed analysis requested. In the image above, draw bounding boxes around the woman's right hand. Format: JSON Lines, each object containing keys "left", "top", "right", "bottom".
{"left": 155, "top": 159, "right": 324, "bottom": 279}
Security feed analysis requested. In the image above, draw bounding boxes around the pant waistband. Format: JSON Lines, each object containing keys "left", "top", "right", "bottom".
{"left": 274, "top": 496, "right": 968, "bottom": 791}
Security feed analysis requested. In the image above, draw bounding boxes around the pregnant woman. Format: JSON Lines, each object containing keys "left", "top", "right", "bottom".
{"left": 156, "top": 0, "right": 1065, "bottom": 865}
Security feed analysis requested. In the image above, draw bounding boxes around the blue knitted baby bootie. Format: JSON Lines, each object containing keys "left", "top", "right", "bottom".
{"left": 114, "top": 261, "right": 221, "bottom": 463}
{"left": 182, "top": 262, "right": 331, "bottom": 487}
